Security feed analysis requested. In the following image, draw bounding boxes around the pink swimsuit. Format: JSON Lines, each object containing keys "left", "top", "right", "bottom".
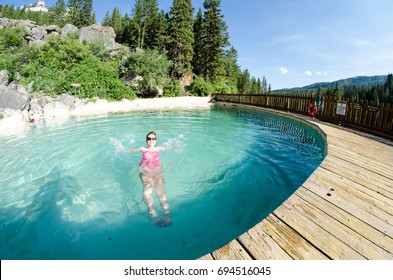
{"left": 139, "top": 150, "right": 161, "bottom": 171}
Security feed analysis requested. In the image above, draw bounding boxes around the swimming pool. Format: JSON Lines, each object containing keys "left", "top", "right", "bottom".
{"left": 0, "top": 105, "right": 325, "bottom": 259}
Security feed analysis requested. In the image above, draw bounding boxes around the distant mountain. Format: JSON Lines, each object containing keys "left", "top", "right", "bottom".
{"left": 275, "top": 75, "right": 388, "bottom": 94}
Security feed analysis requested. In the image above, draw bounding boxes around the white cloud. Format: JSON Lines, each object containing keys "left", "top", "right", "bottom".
{"left": 279, "top": 66, "right": 288, "bottom": 74}
{"left": 305, "top": 70, "right": 312, "bottom": 76}
{"left": 316, "top": 71, "right": 322, "bottom": 75}
{"left": 324, "top": 71, "right": 328, "bottom": 76}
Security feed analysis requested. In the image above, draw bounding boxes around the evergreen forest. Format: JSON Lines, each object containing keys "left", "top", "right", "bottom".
{"left": 0, "top": 0, "right": 391, "bottom": 103}
{"left": 0, "top": 0, "right": 269, "bottom": 99}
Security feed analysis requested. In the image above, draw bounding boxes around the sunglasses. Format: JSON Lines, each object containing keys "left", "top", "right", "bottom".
{"left": 147, "top": 137, "right": 157, "bottom": 141}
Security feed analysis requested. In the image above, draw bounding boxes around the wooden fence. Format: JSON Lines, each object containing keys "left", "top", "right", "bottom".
{"left": 211, "top": 94, "right": 393, "bottom": 140}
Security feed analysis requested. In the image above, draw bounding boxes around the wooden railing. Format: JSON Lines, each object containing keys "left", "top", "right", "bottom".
{"left": 211, "top": 94, "right": 393, "bottom": 140}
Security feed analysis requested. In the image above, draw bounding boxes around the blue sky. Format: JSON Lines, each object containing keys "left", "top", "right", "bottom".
{"left": 4, "top": 0, "right": 393, "bottom": 89}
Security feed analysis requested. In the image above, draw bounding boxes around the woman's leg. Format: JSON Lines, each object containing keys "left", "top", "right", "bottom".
{"left": 140, "top": 173, "right": 157, "bottom": 217}
{"left": 154, "top": 174, "right": 170, "bottom": 215}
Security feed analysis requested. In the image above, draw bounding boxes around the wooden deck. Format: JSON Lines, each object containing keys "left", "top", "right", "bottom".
{"left": 199, "top": 108, "right": 393, "bottom": 260}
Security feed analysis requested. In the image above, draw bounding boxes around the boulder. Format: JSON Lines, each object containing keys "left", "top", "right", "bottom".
{"left": 16, "top": 84, "right": 29, "bottom": 94}
{"left": 57, "top": 94, "right": 77, "bottom": 107}
{"left": 46, "top": 25, "right": 61, "bottom": 33}
{"left": 61, "top": 24, "right": 79, "bottom": 38}
{"left": 1, "top": 18, "right": 122, "bottom": 54}
{"left": 0, "top": 85, "right": 29, "bottom": 110}
{"left": 0, "top": 70, "right": 9, "bottom": 86}
{"left": 79, "top": 24, "right": 116, "bottom": 49}
{"left": 37, "top": 96, "right": 52, "bottom": 108}
{"left": 30, "top": 26, "right": 47, "bottom": 41}
{"left": 29, "top": 40, "right": 46, "bottom": 47}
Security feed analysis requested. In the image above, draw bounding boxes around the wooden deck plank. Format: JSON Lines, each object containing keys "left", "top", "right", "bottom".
{"left": 328, "top": 149, "right": 393, "bottom": 179}
{"left": 211, "top": 239, "right": 252, "bottom": 260}
{"left": 328, "top": 145, "right": 393, "bottom": 171}
{"left": 316, "top": 166, "right": 393, "bottom": 211}
{"left": 259, "top": 215, "right": 329, "bottom": 260}
{"left": 330, "top": 136, "right": 392, "bottom": 155}
{"left": 303, "top": 176, "right": 393, "bottom": 238}
{"left": 237, "top": 222, "right": 292, "bottom": 260}
{"left": 273, "top": 200, "right": 366, "bottom": 259}
{"left": 315, "top": 122, "right": 393, "bottom": 150}
{"left": 287, "top": 193, "right": 393, "bottom": 259}
{"left": 295, "top": 187, "right": 393, "bottom": 254}
{"left": 198, "top": 254, "right": 214, "bottom": 260}
{"left": 321, "top": 158, "right": 393, "bottom": 199}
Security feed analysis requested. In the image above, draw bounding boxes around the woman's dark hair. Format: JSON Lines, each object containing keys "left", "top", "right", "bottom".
{"left": 146, "top": 131, "right": 156, "bottom": 140}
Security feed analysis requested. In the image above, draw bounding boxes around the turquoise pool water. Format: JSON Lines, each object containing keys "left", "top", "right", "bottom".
{"left": 0, "top": 105, "right": 325, "bottom": 259}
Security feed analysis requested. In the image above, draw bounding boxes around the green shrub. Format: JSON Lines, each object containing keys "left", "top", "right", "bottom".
{"left": 0, "top": 26, "right": 27, "bottom": 50}
{"left": 189, "top": 77, "right": 213, "bottom": 96}
{"left": 163, "top": 80, "right": 183, "bottom": 97}
{"left": 37, "top": 36, "right": 92, "bottom": 71}
{"left": 121, "top": 49, "right": 171, "bottom": 97}
{"left": 211, "top": 79, "right": 237, "bottom": 94}
{"left": 66, "top": 58, "right": 136, "bottom": 100}
{"left": 85, "top": 39, "right": 113, "bottom": 61}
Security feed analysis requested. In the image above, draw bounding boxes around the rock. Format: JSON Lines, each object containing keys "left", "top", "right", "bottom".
{"left": 37, "top": 96, "right": 52, "bottom": 108}
{"left": 16, "top": 85, "right": 29, "bottom": 95}
{"left": 25, "top": 1, "right": 49, "bottom": 13}
{"left": 31, "top": 26, "right": 47, "bottom": 41}
{"left": 14, "top": 72, "right": 22, "bottom": 82}
{"left": 7, "top": 81, "right": 17, "bottom": 89}
{"left": 0, "top": 85, "right": 29, "bottom": 110}
{"left": 29, "top": 39, "right": 46, "bottom": 47}
{"left": 1, "top": 18, "right": 122, "bottom": 54}
{"left": 57, "top": 94, "right": 77, "bottom": 107}
{"left": 0, "top": 109, "right": 29, "bottom": 136}
{"left": 79, "top": 24, "right": 116, "bottom": 49}
{"left": 0, "top": 70, "right": 9, "bottom": 86}
{"left": 46, "top": 25, "right": 61, "bottom": 33}
{"left": 61, "top": 24, "right": 79, "bottom": 39}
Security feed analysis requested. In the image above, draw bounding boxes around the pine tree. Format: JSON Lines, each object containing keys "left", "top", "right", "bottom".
{"left": 201, "top": 0, "right": 230, "bottom": 80}
{"left": 256, "top": 78, "right": 262, "bottom": 94}
{"left": 223, "top": 46, "right": 240, "bottom": 89}
{"left": 250, "top": 77, "right": 258, "bottom": 93}
{"left": 80, "top": 0, "right": 94, "bottom": 26}
{"left": 50, "top": 0, "right": 67, "bottom": 27}
{"left": 155, "top": 10, "right": 169, "bottom": 52}
{"left": 130, "top": 0, "right": 160, "bottom": 50}
{"left": 130, "top": 0, "right": 144, "bottom": 49}
{"left": 332, "top": 81, "right": 343, "bottom": 98}
{"left": 67, "top": 0, "right": 83, "bottom": 27}
{"left": 262, "top": 76, "right": 267, "bottom": 93}
{"left": 67, "top": 0, "right": 94, "bottom": 27}
{"left": 102, "top": 11, "right": 111, "bottom": 26}
{"left": 102, "top": 8, "right": 123, "bottom": 42}
{"left": 112, "top": 8, "right": 123, "bottom": 38}
{"left": 167, "top": 0, "right": 194, "bottom": 79}
{"left": 144, "top": 0, "right": 161, "bottom": 49}
{"left": 192, "top": 8, "right": 204, "bottom": 77}
{"left": 121, "top": 14, "right": 133, "bottom": 47}
{"left": 385, "top": 73, "right": 393, "bottom": 103}
{"left": 238, "top": 69, "right": 250, "bottom": 94}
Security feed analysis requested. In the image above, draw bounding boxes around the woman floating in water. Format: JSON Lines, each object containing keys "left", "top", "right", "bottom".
{"left": 128, "top": 132, "right": 172, "bottom": 226}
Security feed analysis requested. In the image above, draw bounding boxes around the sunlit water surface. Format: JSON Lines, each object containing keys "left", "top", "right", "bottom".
{"left": 0, "top": 106, "right": 325, "bottom": 259}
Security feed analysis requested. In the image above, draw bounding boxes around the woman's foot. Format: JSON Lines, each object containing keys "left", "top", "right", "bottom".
{"left": 149, "top": 209, "right": 158, "bottom": 218}
{"left": 161, "top": 213, "right": 172, "bottom": 227}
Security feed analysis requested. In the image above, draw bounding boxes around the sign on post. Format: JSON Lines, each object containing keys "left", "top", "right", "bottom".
{"left": 336, "top": 101, "right": 347, "bottom": 116}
